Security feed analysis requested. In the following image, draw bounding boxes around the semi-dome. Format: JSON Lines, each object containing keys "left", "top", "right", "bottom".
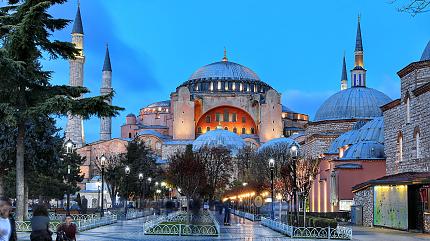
{"left": 327, "top": 117, "right": 384, "bottom": 154}
{"left": 178, "top": 59, "right": 272, "bottom": 94}
{"left": 258, "top": 137, "right": 299, "bottom": 153}
{"left": 314, "top": 87, "right": 392, "bottom": 122}
{"left": 192, "top": 127, "right": 245, "bottom": 156}
{"left": 147, "top": 100, "right": 170, "bottom": 108}
{"left": 340, "top": 141, "right": 385, "bottom": 160}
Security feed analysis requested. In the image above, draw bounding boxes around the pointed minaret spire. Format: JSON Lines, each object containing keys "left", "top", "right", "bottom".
{"left": 100, "top": 43, "right": 113, "bottom": 141}
{"left": 72, "top": 1, "right": 84, "bottom": 34}
{"left": 102, "top": 44, "right": 112, "bottom": 72}
{"left": 351, "top": 14, "right": 367, "bottom": 88}
{"left": 341, "top": 53, "right": 348, "bottom": 90}
{"left": 355, "top": 14, "right": 362, "bottom": 52}
{"left": 222, "top": 47, "right": 228, "bottom": 62}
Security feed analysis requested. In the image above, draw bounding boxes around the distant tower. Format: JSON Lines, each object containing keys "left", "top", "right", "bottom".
{"left": 100, "top": 44, "right": 113, "bottom": 141}
{"left": 351, "top": 15, "right": 367, "bottom": 87}
{"left": 65, "top": 4, "right": 85, "bottom": 148}
{"left": 341, "top": 54, "right": 348, "bottom": 90}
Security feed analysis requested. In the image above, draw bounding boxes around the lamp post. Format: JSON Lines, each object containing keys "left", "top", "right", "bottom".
{"left": 138, "top": 173, "right": 144, "bottom": 209}
{"left": 100, "top": 155, "right": 106, "bottom": 217}
{"left": 269, "top": 158, "right": 275, "bottom": 220}
{"left": 64, "top": 139, "right": 74, "bottom": 216}
{"left": 290, "top": 143, "right": 299, "bottom": 226}
{"left": 97, "top": 183, "right": 101, "bottom": 209}
{"left": 124, "top": 166, "right": 130, "bottom": 216}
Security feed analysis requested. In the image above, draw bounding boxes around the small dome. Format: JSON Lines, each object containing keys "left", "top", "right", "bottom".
{"left": 327, "top": 117, "right": 384, "bottom": 154}
{"left": 192, "top": 128, "right": 245, "bottom": 156}
{"left": 421, "top": 40, "right": 430, "bottom": 61}
{"left": 126, "top": 113, "right": 136, "bottom": 117}
{"left": 258, "top": 137, "right": 299, "bottom": 153}
{"left": 341, "top": 141, "right": 385, "bottom": 160}
{"left": 314, "top": 87, "right": 391, "bottom": 122}
{"left": 146, "top": 100, "right": 170, "bottom": 108}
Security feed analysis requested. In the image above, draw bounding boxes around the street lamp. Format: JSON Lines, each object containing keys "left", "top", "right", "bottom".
{"left": 100, "top": 155, "right": 106, "bottom": 217}
{"left": 124, "top": 166, "right": 130, "bottom": 215}
{"left": 290, "top": 143, "right": 299, "bottom": 226}
{"left": 138, "top": 173, "right": 144, "bottom": 209}
{"left": 64, "top": 139, "right": 74, "bottom": 215}
{"left": 269, "top": 158, "right": 275, "bottom": 220}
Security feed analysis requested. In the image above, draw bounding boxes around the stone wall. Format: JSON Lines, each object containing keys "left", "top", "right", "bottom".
{"left": 385, "top": 64, "right": 430, "bottom": 175}
{"left": 353, "top": 187, "right": 374, "bottom": 227}
{"left": 424, "top": 213, "right": 430, "bottom": 233}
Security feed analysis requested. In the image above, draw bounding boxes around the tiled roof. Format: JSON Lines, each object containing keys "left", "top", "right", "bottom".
{"left": 352, "top": 172, "right": 430, "bottom": 192}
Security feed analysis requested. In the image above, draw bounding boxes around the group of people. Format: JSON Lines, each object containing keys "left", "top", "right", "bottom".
{"left": 0, "top": 196, "right": 77, "bottom": 241}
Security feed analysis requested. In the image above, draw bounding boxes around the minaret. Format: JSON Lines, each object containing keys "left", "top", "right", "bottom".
{"left": 65, "top": 4, "right": 85, "bottom": 148}
{"left": 100, "top": 44, "right": 113, "bottom": 141}
{"left": 341, "top": 54, "right": 348, "bottom": 90}
{"left": 350, "top": 15, "right": 367, "bottom": 87}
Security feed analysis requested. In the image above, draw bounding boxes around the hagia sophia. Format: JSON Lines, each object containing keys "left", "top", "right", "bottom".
{"left": 65, "top": 5, "right": 430, "bottom": 232}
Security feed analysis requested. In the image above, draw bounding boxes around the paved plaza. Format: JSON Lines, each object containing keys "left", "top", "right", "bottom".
{"left": 16, "top": 212, "right": 430, "bottom": 241}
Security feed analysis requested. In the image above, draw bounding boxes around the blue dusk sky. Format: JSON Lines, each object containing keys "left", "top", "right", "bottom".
{"left": 41, "top": 0, "right": 429, "bottom": 143}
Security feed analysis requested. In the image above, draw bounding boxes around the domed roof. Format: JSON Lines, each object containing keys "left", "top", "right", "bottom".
{"left": 340, "top": 141, "right": 385, "bottom": 160}
{"left": 327, "top": 117, "right": 384, "bottom": 154}
{"left": 178, "top": 59, "right": 272, "bottom": 94}
{"left": 147, "top": 100, "right": 170, "bottom": 108}
{"left": 126, "top": 113, "right": 136, "bottom": 117}
{"left": 192, "top": 127, "right": 245, "bottom": 156}
{"left": 314, "top": 87, "right": 392, "bottom": 122}
{"left": 421, "top": 40, "right": 430, "bottom": 61}
{"left": 258, "top": 137, "right": 299, "bottom": 153}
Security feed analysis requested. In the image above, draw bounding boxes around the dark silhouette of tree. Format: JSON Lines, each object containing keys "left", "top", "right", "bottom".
{"left": 390, "top": 0, "right": 430, "bottom": 15}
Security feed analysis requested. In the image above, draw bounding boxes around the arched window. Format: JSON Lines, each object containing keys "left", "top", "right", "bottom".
{"left": 128, "top": 133, "right": 132, "bottom": 138}
{"left": 205, "top": 115, "right": 211, "bottom": 123}
{"left": 406, "top": 96, "right": 411, "bottom": 124}
{"left": 233, "top": 127, "right": 237, "bottom": 133}
{"left": 197, "top": 127, "right": 202, "bottom": 134}
{"left": 397, "top": 132, "right": 403, "bottom": 167}
{"left": 206, "top": 127, "right": 210, "bottom": 132}
{"left": 224, "top": 127, "right": 228, "bottom": 131}
{"left": 156, "top": 142, "right": 162, "bottom": 150}
{"left": 414, "top": 127, "right": 421, "bottom": 158}
{"left": 250, "top": 128, "right": 255, "bottom": 134}
{"left": 242, "top": 128, "right": 246, "bottom": 134}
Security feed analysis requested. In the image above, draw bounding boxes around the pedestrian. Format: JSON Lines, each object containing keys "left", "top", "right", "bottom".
{"left": 30, "top": 205, "right": 52, "bottom": 241}
{"left": 56, "top": 215, "right": 77, "bottom": 241}
{"left": 223, "top": 202, "right": 231, "bottom": 225}
{"left": 0, "top": 196, "right": 17, "bottom": 241}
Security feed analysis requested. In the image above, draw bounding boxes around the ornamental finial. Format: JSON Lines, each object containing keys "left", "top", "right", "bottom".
{"left": 222, "top": 47, "right": 228, "bottom": 62}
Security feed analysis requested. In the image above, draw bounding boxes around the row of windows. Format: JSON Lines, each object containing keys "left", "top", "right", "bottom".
{"left": 396, "top": 129, "right": 422, "bottom": 165}
{"left": 206, "top": 113, "right": 246, "bottom": 123}
{"left": 191, "top": 81, "right": 265, "bottom": 93}
{"left": 197, "top": 126, "right": 255, "bottom": 134}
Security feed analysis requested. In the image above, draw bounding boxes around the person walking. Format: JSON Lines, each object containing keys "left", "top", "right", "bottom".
{"left": 223, "top": 202, "right": 231, "bottom": 225}
{"left": 0, "top": 196, "right": 16, "bottom": 241}
{"left": 30, "top": 205, "right": 52, "bottom": 241}
{"left": 56, "top": 215, "right": 77, "bottom": 241}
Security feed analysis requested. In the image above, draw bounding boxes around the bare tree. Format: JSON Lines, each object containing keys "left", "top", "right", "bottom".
{"left": 167, "top": 145, "right": 207, "bottom": 215}
{"left": 94, "top": 153, "right": 126, "bottom": 206}
{"left": 390, "top": 0, "right": 430, "bottom": 15}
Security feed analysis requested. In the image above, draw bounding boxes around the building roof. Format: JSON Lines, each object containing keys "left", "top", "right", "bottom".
{"left": 126, "top": 113, "right": 136, "bottom": 117}
{"left": 146, "top": 100, "right": 170, "bottom": 108}
{"left": 192, "top": 127, "right": 245, "bottom": 156}
{"left": 340, "top": 140, "right": 385, "bottom": 160}
{"left": 102, "top": 45, "right": 112, "bottom": 72}
{"left": 350, "top": 117, "right": 384, "bottom": 144}
{"left": 341, "top": 55, "right": 348, "bottom": 81}
{"left": 282, "top": 105, "right": 295, "bottom": 113}
{"left": 335, "top": 163, "right": 362, "bottom": 169}
{"left": 355, "top": 17, "right": 363, "bottom": 52}
{"left": 421, "top": 40, "right": 430, "bottom": 61}
{"left": 352, "top": 172, "right": 430, "bottom": 192}
{"left": 189, "top": 60, "right": 260, "bottom": 81}
{"left": 258, "top": 137, "right": 299, "bottom": 153}
{"left": 326, "top": 129, "right": 360, "bottom": 154}
{"left": 72, "top": 6, "right": 84, "bottom": 34}
{"left": 137, "top": 130, "right": 171, "bottom": 140}
{"left": 314, "top": 87, "right": 392, "bottom": 122}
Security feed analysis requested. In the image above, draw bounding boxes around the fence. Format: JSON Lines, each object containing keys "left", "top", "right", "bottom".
{"left": 26, "top": 213, "right": 99, "bottom": 221}
{"left": 232, "top": 209, "right": 262, "bottom": 221}
{"left": 143, "top": 211, "right": 219, "bottom": 236}
{"left": 16, "top": 214, "right": 117, "bottom": 232}
{"left": 261, "top": 217, "right": 352, "bottom": 240}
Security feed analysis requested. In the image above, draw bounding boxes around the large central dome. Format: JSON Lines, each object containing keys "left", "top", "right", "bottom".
{"left": 178, "top": 59, "right": 272, "bottom": 94}
{"left": 314, "top": 87, "right": 392, "bottom": 122}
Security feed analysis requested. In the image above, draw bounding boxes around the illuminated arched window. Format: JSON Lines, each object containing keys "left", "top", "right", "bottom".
{"left": 224, "top": 127, "right": 228, "bottom": 131}
{"left": 397, "top": 131, "right": 403, "bottom": 167}
{"left": 197, "top": 127, "right": 202, "bottom": 134}
{"left": 242, "top": 128, "right": 246, "bottom": 134}
{"left": 250, "top": 128, "right": 255, "bottom": 134}
{"left": 156, "top": 142, "right": 162, "bottom": 150}
{"left": 206, "top": 127, "right": 210, "bottom": 132}
{"left": 205, "top": 115, "right": 211, "bottom": 123}
{"left": 233, "top": 127, "right": 237, "bottom": 133}
{"left": 415, "top": 127, "right": 421, "bottom": 158}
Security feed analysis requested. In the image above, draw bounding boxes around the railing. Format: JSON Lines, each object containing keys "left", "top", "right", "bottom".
{"left": 231, "top": 209, "right": 261, "bottom": 221}
{"left": 26, "top": 213, "right": 99, "bottom": 221}
{"left": 143, "top": 211, "right": 219, "bottom": 236}
{"left": 208, "top": 211, "right": 220, "bottom": 235}
{"left": 16, "top": 215, "right": 117, "bottom": 232}
{"left": 261, "top": 217, "right": 352, "bottom": 240}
